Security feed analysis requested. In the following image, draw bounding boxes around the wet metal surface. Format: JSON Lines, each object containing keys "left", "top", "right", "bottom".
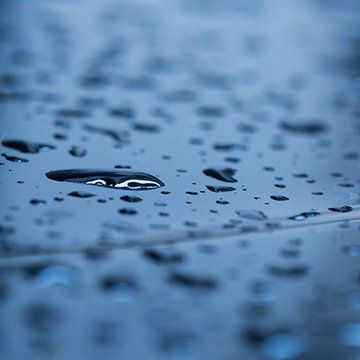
{"left": 0, "top": 0, "right": 359, "bottom": 359}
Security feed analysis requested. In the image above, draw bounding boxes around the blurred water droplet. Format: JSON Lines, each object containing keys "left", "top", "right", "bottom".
{"left": 67, "top": 191, "right": 95, "bottom": 198}
{"left": 2, "top": 139, "right": 55, "bottom": 153}
{"left": 236, "top": 210, "right": 267, "bottom": 220}
{"left": 1, "top": 153, "right": 29, "bottom": 163}
{"left": 288, "top": 211, "right": 320, "bottom": 221}
{"left": 120, "top": 195, "right": 143, "bottom": 203}
{"left": 101, "top": 275, "right": 136, "bottom": 302}
{"left": 68, "top": 145, "right": 87, "bottom": 157}
{"left": 35, "top": 265, "right": 76, "bottom": 288}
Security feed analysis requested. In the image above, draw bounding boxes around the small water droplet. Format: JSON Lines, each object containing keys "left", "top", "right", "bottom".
{"left": 143, "top": 248, "right": 184, "bottom": 264}
{"left": 120, "top": 195, "right": 143, "bottom": 203}
{"left": 67, "top": 191, "right": 95, "bottom": 198}
{"left": 118, "top": 208, "right": 137, "bottom": 215}
{"left": 30, "top": 199, "right": 46, "bottom": 206}
{"left": 236, "top": 210, "right": 268, "bottom": 220}
{"left": 288, "top": 211, "right": 320, "bottom": 221}
{"left": 328, "top": 205, "right": 353, "bottom": 213}
{"left": 169, "top": 272, "right": 217, "bottom": 290}
{"left": 100, "top": 275, "right": 136, "bottom": 302}
{"left": 270, "top": 196, "right": 289, "bottom": 201}
{"left": 268, "top": 264, "right": 308, "bottom": 278}
{"left": 216, "top": 199, "right": 229, "bottom": 205}
{"left": 280, "top": 120, "right": 327, "bottom": 135}
{"left": 203, "top": 168, "right": 237, "bottom": 183}
{"left": 206, "top": 185, "right": 236, "bottom": 193}
{"left": 68, "top": 145, "right": 87, "bottom": 157}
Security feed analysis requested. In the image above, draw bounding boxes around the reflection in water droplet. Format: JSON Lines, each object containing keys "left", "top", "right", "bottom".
{"left": 45, "top": 169, "right": 164, "bottom": 190}
{"left": 2, "top": 139, "right": 55, "bottom": 153}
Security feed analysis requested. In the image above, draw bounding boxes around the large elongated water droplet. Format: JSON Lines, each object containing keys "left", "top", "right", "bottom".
{"left": 45, "top": 169, "right": 164, "bottom": 190}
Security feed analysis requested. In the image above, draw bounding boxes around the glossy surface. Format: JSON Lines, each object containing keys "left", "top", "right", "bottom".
{"left": 0, "top": 0, "right": 359, "bottom": 359}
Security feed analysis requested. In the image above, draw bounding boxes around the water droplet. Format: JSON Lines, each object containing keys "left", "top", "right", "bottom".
{"left": 328, "top": 205, "right": 353, "bottom": 213}
{"left": 206, "top": 185, "right": 236, "bottom": 193}
{"left": 288, "top": 211, "right": 320, "bottom": 221}
{"left": 270, "top": 196, "right": 289, "bottom": 201}
{"left": 280, "top": 120, "right": 327, "bottom": 135}
{"left": 268, "top": 264, "right": 308, "bottom": 278}
{"left": 169, "top": 272, "right": 217, "bottom": 290}
{"left": 143, "top": 248, "right": 184, "bottom": 264}
{"left": 109, "top": 107, "right": 135, "bottom": 119}
{"left": 100, "top": 275, "right": 136, "bottom": 302}
{"left": 67, "top": 191, "right": 95, "bottom": 198}
{"left": 133, "top": 122, "right": 159, "bottom": 133}
{"left": 263, "top": 331, "right": 309, "bottom": 360}
{"left": 343, "top": 245, "right": 360, "bottom": 256}
{"left": 118, "top": 208, "right": 137, "bottom": 215}
{"left": 45, "top": 169, "right": 164, "bottom": 190}
{"left": 213, "top": 143, "right": 247, "bottom": 152}
{"left": 35, "top": 265, "right": 76, "bottom": 288}
{"left": 56, "top": 108, "right": 89, "bottom": 118}
{"left": 68, "top": 145, "right": 87, "bottom": 157}
{"left": 236, "top": 210, "right": 268, "bottom": 220}
{"left": 30, "top": 199, "right": 46, "bottom": 206}
{"left": 120, "top": 195, "right": 143, "bottom": 203}
{"left": 203, "top": 168, "right": 237, "bottom": 183}
{"left": 2, "top": 139, "right": 55, "bottom": 153}
{"left": 216, "top": 199, "right": 229, "bottom": 205}
{"left": 1, "top": 153, "right": 29, "bottom": 163}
